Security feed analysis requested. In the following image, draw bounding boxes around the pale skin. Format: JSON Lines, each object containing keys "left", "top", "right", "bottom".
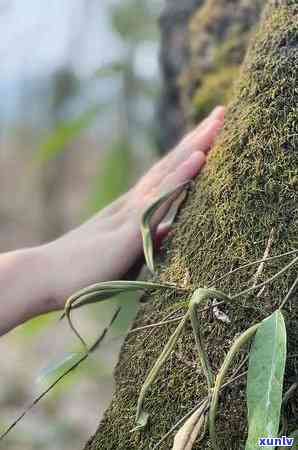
{"left": 0, "top": 106, "right": 224, "bottom": 336}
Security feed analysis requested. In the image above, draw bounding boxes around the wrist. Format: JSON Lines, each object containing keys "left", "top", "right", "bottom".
{"left": 0, "top": 246, "right": 59, "bottom": 335}
{"left": 28, "top": 245, "right": 60, "bottom": 314}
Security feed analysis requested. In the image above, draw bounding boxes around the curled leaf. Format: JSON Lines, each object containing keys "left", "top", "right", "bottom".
{"left": 131, "top": 411, "right": 150, "bottom": 433}
{"left": 172, "top": 399, "right": 208, "bottom": 450}
{"left": 63, "top": 280, "right": 178, "bottom": 348}
{"left": 246, "top": 310, "right": 287, "bottom": 450}
{"left": 0, "top": 307, "right": 121, "bottom": 441}
{"left": 141, "top": 181, "right": 190, "bottom": 273}
{"left": 209, "top": 323, "right": 259, "bottom": 450}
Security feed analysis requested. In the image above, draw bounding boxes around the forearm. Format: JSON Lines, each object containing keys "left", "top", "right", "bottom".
{"left": 0, "top": 107, "right": 224, "bottom": 337}
{"left": 0, "top": 247, "right": 58, "bottom": 335}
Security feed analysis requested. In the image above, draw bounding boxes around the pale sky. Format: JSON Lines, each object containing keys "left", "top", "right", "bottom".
{"left": 0, "top": 0, "right": 161, "bottom": 123}
{"left": 0, "top": 0, "right": 121, "bottom": 80}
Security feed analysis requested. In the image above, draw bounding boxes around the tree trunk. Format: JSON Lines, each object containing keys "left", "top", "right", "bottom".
{"left": 85, "top": 0, "right": 298, "bottom": 448}
{"left": 157, "top": 0, "right": 202, "bottom": 152}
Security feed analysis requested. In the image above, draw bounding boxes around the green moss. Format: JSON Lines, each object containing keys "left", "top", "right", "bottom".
{"left": 180, "top": 0, "right": 264, "bottom": 123}
{"left": 85, "top": 1, "right": 298, "bottom": 449}
{"left": 192, "top": 65, "right": 239, "bottom": 119}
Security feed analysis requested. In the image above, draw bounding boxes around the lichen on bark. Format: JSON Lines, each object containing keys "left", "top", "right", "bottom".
{"left": 180, "top": 0, "right": 265, "bottom": 124}
{"left": 85, "top": 1, "right": 298, "bottom": 449}
{"left": 157, "top": 0, "right": 203, "bottom": 152}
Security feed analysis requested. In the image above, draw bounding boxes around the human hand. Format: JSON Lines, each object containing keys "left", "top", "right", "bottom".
{"left": 43, "top": 106, "right": 225, "bottom": 309}
{"left": 0, "top": 107, "right": 224, "bottom": 335}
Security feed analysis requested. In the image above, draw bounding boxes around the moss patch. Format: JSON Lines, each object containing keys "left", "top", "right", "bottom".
{"left": 180, "top": 0, "right": 265, "bottom": 124}
{"left": 85, "top": 1, "right": 298, "bottom": 449}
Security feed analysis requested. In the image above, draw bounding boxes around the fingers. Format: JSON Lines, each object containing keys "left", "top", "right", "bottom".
{"left": 182, "top": 106, "right": 225, "bottom": 149}
{"left": 125, "top": 106, "right": 224, "bottom": 227}
{"left": 161, "top": 151, "right": 205, "bottom": 193}
{"left": 145, "top": 152, "right": 205, "bottom": 228}
{"left": 165, "top": 106, "right": 225, "bottom": 171}
{"left": 143, "top": 106, "right": 225, "bottom": 190}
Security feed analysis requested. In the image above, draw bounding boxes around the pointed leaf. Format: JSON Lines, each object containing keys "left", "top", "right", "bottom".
{"left": 36, "top": 352, "right": 86, "bottom": 386}
{"left": 131, "top": 411, "right": 150, "bottom": 432}
{"left": 35, "top": 105, "right": 102, "bottom": 164}
{"left": 141, "top": 181, "right": 189, "bottom": 273}
{"left": 246, "top": 310, "right": 287, "bottom": 450}
{"left": 62, "top": 281, "right": 178, "bottom": 346}
{"left": 64, "top": 280, "right": 176, "bottom": 314}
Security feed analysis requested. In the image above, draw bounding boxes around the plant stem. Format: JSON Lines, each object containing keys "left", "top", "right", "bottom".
{"left": 209, "top": 323, "right": 259, "bottom": 450}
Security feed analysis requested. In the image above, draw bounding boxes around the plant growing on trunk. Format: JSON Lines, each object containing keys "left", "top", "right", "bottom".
{"left": 84, "top": 1, "right": 298, "bottom": 448}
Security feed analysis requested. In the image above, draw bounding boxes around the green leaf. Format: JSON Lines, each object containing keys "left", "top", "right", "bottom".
{"left": 36, "top": 352, "right": 86, "bottom": 386}
{"left": 35, "top": 105, "right": 102, "bottom": 164}
{"left": 246, "top": 310, "right": 287, "bottom": 450}
{"left": 95, "top": 60, "right": 128, "bottom": 78}
{"left": 65, "top": 280, "right": 175, "bottom": 313}
{"left": 141, "top": 181, "right": 189, "bottom": 273}
{"left": 87, "top": 138, "right": 132, "bottom": 214}
{"left": 62, "top": 280, "right": 178, "bottom": 347}
{"left": 131, "top": 411, "right": 150, "bottom": 432}
{"left": 110, "top": 0, "right": 157, "bottom": 42}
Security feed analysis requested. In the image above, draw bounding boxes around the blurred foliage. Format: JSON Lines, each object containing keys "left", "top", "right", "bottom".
{"left": 89, "top": 137, "right": 131, "bottom": 212}
{"left": 35, "top": 105, "right": 102, "bottom": 164}
{"left": 2, "top": 2, "right": 162, "bottom": 448}
{"left": 110, "top": 0, "right": 158, "bottom": 42}
{"left": 20, "top": 0, "right": 161, "bottom": 362}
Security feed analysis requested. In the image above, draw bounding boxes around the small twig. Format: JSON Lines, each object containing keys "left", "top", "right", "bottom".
{"left": 279, "top": 274, "right": 298, "bottom": 310}
{"left": 135, "top": 314, "right": 189, "bottom": 429}
{"left": 189, "top": 289, "right": 231, "bottom": 389}
{"left": 172, "top": 398, "right": 209, "bottom": 450}
{"left": 221, "top": 370, "right": 247, "bottom": 390}
{"left": 153, "top": 370, "right": 248, "bottom": 449}
{"left": 152, "top": 399, "right": 207, "bottom": 450}
{"left": 210, "top": 249, "right": 298, "bottom": 287}
{"left": 129, "top": 316, "right": 183, "bottom": 334}
{"left": 209, "top": 323, "right": 259, "bottom": 450}
{"left": 129, "top": 301, "right": 226, "bottom": 335}
{"left": 0, "top": 307, "right": 121, "bottom": 441}
{"left": 231, "top": 256, "right": 298, "bottom": 300}
{"left": 117, "top": 308, "right": 184, "bottom": 373}
{"left": 252, "top": 228, "right": 275, "bottom": 288}
{"left": 282, "top": 382, "right": 298, "bottom": 406}
{"left": 230, "top": 355, "right": 248, "bottom": 380}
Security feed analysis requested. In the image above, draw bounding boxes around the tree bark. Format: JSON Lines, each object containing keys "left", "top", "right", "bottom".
{"left": 85, "top": 0, "right": 298, "bottom": 448}
{"left": 157, "top": 0, "right": 202, "bottom": 152}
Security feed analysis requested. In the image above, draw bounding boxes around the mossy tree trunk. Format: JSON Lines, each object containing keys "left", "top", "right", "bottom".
{"left": 85, "top": 0, "right": 298, "bottom": 448}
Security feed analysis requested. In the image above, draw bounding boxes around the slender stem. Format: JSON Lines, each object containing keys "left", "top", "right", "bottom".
{"left": 209, "top": 324, "right": 259, "bottom": 450}
{"left": 152, "top": 398, "right": 208, "bottom": 450}
{"left": 210, "top": 249, "right": 298, "bottom": 287}
{"left": 0, "top": 307, "right": 121, "bottom": 441}
{"left": 189, "top": 289, "right": 231, "bottom": 389}
{"left": 129, "top": 316, "right": 183, "bottom": 333}
{"left": 62, "top": 281, "right": 183, "bottom": 347}
{"left": 135, "top": 313, "right": 189, "bottom": 427}
{"left": 282, "top": 382, "right": 298, "bottom": 406}
{"left": 231, "top": 256, "right": 298, "bottom": 299}
{"left": 279, "top": 274, "right": 298, "bottom": 310}
{"left": 153, "top": 370, "right": 248, "bottom": 449}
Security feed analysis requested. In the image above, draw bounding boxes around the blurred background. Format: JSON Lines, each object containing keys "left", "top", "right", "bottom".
{"left": 0, "top": 1, "right": 164, "bottom": 448}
